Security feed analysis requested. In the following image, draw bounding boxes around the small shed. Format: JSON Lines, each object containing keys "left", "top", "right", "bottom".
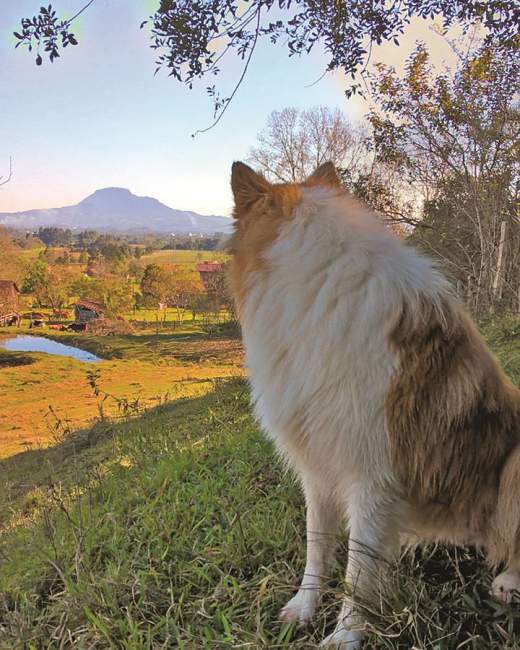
{"left": 197, "top": 261, "right": 225, "bottom": 290}
{"left": 75, "top": 299, "right": 106, "bottom": 323}
{"left": 0, "top": 280, "right": 21, "bottom": 326}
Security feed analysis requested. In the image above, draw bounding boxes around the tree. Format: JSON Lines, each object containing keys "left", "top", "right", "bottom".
{"left": 169, "top": 271, "right": 204, "bottom": 324}
{"left": 72, "top": 274, "right": 134, "bottom": 316}
{"left": 15, "top": 2, "right": 519, "bottom": 129}
{"left": 21, "top": 258, "right": 48, "bottom": 295}
{"left": 369, "top": 40, "right": 520, "bottom": 314}
{"left": 140, "top": 264, "right": 172, "bottom": 306}
{"left": 0, "top": 158, "right": 12, "bottom": 187}
{"left": 248, "top": 106, "right": 415, "bottom": 228}
{"left": 248, "top": 106, "right": 367, "bottom": 183}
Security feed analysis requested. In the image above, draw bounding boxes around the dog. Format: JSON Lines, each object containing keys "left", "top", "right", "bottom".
{"left": 228, "top": 161, "right": 520, "bottom": 648}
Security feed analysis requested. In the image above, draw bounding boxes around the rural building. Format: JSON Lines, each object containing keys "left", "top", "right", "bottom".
{"left": 75, "top": 299, "right": 106, "bottom": 323}
{"left": 197, "top": 261, "right": 225, "bottom": 290}
{"left": 0, "top": 280, "right": 21, "bottom": 326}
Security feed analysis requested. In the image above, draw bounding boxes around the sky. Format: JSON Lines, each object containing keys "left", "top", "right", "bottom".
{"left": 0, "top": 1, "right": 457, "bottom": 218}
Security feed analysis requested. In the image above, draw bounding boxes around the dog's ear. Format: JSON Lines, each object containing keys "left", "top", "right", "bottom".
{"left": 304, "top": 162, "right": 342, "bottom": 189}
{"left": 231, "top": 162, "right": 270, "bottom": 215}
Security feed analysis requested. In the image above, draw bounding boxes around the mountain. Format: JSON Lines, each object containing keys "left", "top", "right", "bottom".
{"left": 0, "top": 188, "right": 233, "bottom": 235}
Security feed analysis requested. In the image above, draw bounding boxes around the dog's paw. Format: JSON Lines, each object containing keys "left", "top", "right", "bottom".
{"left": 319, "top": 626, "right": 364, "bottom": 648}
{"left": 279, "top": 589, "right": 318, "bottom": 625}
{"left": 491, "top": 570, "right": 520, "bottom": 604}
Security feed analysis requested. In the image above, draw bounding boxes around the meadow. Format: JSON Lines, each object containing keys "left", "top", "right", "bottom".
{"left": 0, "top": 316, "right": 519, "bottom": 648}
{"left": 0, "top": 322, "right": 243, "bottom": 459}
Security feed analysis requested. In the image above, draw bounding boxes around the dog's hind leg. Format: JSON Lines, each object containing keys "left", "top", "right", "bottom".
{"left": 320, "top": 483, "right": 400, "bottom": 648}
{"left": 280, "top": 480, "right": 340, "bottom": 625}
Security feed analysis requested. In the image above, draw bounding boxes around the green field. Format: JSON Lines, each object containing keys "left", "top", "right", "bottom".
{"left": 1, "top": 318, "right": 520, "bottom": 648}
{"left": 140, "top": 249, "right": 229, "bottom": 269}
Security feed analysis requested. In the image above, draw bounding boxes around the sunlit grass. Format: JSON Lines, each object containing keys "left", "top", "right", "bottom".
{"left": 0, "top": 317, "right": 519, "bottom": 648}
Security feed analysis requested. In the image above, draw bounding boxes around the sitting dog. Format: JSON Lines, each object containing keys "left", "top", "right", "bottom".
{"left": 228, "top": 161, "right": 520, "bottom": 648}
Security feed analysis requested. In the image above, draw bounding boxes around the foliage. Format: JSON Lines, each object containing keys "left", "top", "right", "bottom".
{"left": 13, "top": 2, "right": 81, "bottom": 64}
{"left": 369, "top": 41, "right": 520, "bottom": 314}
{"left": 15, "top": 2, "right": 519, "bottom": 124}
{"left": 140, "top": 263, "right": 173, "bottom": 306}
{"left": 37, "top": 227, "right": 74, "bottom": 247}
{"left": 21, "top": 258, "right": 48, "bottom": 295}
{"left": 72, "top": 274, "right": 135, "bottom": 316}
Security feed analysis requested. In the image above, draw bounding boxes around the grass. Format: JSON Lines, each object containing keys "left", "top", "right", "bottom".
{"left": 0, "top": 317, "right": 519, "bottom": 648}
{"left": 0, "top": 325, "right": 243, "bottom": 459}
{"left": 140, "top": 249, "right": 228, "bottom": 268}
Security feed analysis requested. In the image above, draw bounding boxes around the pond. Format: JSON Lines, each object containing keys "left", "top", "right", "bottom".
{"left": 0, "top": 336, "right": 101, "bottom": 363}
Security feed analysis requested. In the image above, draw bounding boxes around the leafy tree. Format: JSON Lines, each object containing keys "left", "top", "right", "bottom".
{"left": 369, "top": 41, "right": 520, "bottom": 314}
{"left": 15, "top": 2, "right": 519, "bottom": 127}
{"left": 140, "top": 264, "right": 172, "bottom": 306}
{"left": 169, "top": 272, "right": 204, "bottom": 324}
{"left": 72, "top": 274, "right": 134, "bottom": 316}
{"left": 37, "top": 227, "right": 74, "bottom": 246}
{"left": 21, "top": 258, "right": 48, "bottom": 295}
{"left": 37, "top": 267, "right": 76, "bottom": 309}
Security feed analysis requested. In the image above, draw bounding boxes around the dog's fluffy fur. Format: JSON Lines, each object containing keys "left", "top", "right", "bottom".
{"left": 228, "top": 161, "right": 520, "bottom": 648}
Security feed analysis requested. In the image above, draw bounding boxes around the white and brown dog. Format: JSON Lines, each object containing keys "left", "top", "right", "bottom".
{"left": 228, "top": 161, "right": 520, "bottom": 648}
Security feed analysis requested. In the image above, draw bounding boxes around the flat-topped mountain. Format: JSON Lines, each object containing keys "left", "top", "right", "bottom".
{"left": 0, "top": 187, "right": 232, "bottom": 234}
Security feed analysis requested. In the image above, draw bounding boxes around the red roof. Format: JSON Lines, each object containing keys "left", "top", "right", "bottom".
{"left": 76, "top": 299, "right": 106, "bottom": 313}
{"left": 0, "top": 280, "right": 19, "bottom": 293}
{"left": 197, "top": 262, "right": 224, "bottom": 273}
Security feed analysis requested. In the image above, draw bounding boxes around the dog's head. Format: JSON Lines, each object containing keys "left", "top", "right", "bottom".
{"left": 228, "top": 161, "right": 343, "bottom": 311}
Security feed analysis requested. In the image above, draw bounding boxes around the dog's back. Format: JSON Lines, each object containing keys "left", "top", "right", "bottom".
{"left": 229, "top": 161, "right": 520, "bottom": 647}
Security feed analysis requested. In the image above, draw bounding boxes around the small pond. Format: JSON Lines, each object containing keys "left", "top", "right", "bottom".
{"left": 1, "top": 336, "right": 101, "bottom": 363}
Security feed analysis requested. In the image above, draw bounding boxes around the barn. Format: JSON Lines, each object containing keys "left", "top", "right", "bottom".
{"left": 0, "top": 280, "right": 21, "bottom": 326}
{"left": 75, "top": 299, "right": 106, "bottom": 323}
{"left": 197, "top": 261, "right": 225, "bottom": 290}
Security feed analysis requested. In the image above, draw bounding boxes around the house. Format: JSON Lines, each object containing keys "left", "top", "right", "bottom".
{"left": 75, "top": 299, "right": 106, "bottom": 323}
{"left": 0, "top": 280, "right": 21, "bottom": 326}
{"left": 197, "top": 261, "right": 225, "bottom": 290}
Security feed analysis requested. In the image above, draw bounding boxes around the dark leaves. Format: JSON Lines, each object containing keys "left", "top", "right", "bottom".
{"left": 13, "top": 3, "right": 79, "bottom": 65}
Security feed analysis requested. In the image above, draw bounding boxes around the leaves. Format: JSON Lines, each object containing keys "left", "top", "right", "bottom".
{"left": 14, "top": 3, "right": 79, "bottom": 65}
{"left": 14, "top": 1, "right": 519, "bottom": 122}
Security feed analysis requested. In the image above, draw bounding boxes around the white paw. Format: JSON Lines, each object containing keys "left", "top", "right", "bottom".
{"left": 491, "top": 570, "right": 520, "bottom": 604}
{"left": 320, "top": 626, "right": 364, "bottom": 648}
{"left": 279, "top": 588, "right": 319, "bottom": 625}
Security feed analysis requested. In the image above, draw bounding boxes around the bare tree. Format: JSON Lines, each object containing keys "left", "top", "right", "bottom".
{"left": 0, "top": 158, "right": 12, "bottom": 187}
{"left": 248, "top": 107, "right": 367, "bottom": 183}
{"left": 247, "top": 107, "right": 417, "bottom": 231}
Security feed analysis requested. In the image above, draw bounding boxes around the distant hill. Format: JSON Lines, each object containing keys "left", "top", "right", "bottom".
{"left": 0, "top": 187, "right": 233, "bottom": 235}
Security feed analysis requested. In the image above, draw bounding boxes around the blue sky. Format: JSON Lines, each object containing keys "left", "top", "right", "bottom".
{"left": 0, "top": 1, "right": 453, "bottom": 217}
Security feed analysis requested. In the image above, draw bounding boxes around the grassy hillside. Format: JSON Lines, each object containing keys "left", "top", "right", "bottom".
{"left": 1, "top": 318, "right": 519, "bottom": 648}
{"left": 0, "top": 326, "right": 243, "bottom": 459}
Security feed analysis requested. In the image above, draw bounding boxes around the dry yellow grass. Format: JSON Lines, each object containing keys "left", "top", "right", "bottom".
{"left": 0, "top": 334, "right": 243, "bottom": 459}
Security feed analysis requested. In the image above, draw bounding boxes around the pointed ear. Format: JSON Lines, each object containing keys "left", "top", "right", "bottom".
{"left": 231, "top": 162, "right": 270, "bottom": 215}
{"left": 304, "top": 162, "right": 342, "bottom": 189}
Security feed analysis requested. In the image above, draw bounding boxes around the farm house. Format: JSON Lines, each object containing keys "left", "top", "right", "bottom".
{"left": 75, "top": 299, "right": 106, "bottom": 323}
{"left": 197, "top": 261, "right": 225, "bottom": 290}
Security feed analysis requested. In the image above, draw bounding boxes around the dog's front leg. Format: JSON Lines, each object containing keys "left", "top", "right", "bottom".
{"left": 321, "top": 484, "right": 400, "bottom": 648}
{"left": 280, "top": 481, "right": 340, "bottom": 625}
